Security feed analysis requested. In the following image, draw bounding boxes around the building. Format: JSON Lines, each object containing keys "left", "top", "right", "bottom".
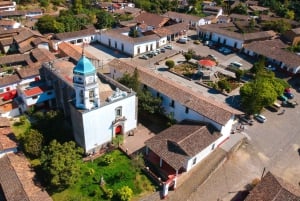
{"left": 283, "top": 27, "right": 300, "bottom": 46}
{"left": 245, "top": 172, "right": 300, "bottom": 201}
{"left": 108, "top": 59, "right": 240, "bottom": 136}
{"left": 51, "top": 27, "right": 97, "bottom": 51}
{"left": 97, "top": 26, "right": 168, "bottom": 57}
{"left": 145, "top": 121, "right": 223, "bottom": 197}
{"left": 243, "top": 39, "right": 300, "bottom": 74}
{"left": 0, "top": 117, "right": 52, "bottom": 201}
{"left": 108, "top": 58, "right": 242, "bottom": 197}
{"left": 197, "top": 23, "right": 276, "bottom": 49}
{"left": 0, "top": 1, "right": 16, "bottom": 12}
{"left": 39, "top": 55, "right": 138, "bottom": 153}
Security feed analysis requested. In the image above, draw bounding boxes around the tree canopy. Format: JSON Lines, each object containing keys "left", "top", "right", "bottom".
{"left": 240, "top": 61, "right": 288, "bottom": 114}
{"left": 118, "top": 69, "right": 163, "bottom": 114}
{"left": 22, "top": 129, "right": 43, "bottom": 158}
{"left": 40, "top": 140, "right": 84, "bottom": 189}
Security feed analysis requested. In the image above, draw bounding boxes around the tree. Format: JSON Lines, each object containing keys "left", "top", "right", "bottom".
{"left": 117, "top": 186, "right": 133, "bottom": 201}
{"left": 36, "top": 15, "right": 64, "bottom": 34}
{"left": 128, "top": 26, "right": 139, "bottom": 38}
{"left": 138, "top": 90, "right": 162, "bottom": 114}
{"left": 231, "top": 3, "right": 248, "bottom": 14}
{"left": 40, "top": 140, "right": 84, "bottom": 189}
{"left": 218, "top": 79, "right": 231, "bottom": 92}
{"left": 184, "top": 53, "right": 192, "bottom": 62}
{"left": 118, "top": 68, "right": 139, "bottom": 92}
{"left": 165, "top": 60, "right": 175, "bottom": 69}
{"left": 22, "top": 129, "right": 43, "bottom": 158}
{"left": 240, "top": 79, "right": 278, "bottom": 114}
{"left": 235, "top": 69, "right": 244, "bottom": 81}
{"left": 95, "top": 11, "right": 116, "bottom": 29}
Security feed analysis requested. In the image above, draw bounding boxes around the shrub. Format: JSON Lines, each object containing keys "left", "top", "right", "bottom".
{"left": 165, "top": 60, "right": 175, "bottom": 69}
{"left": 103, "top": 155, "right": 114, "bottom": 165}
{"left": 117, "top": 186, "right": 133, "bottom": 201}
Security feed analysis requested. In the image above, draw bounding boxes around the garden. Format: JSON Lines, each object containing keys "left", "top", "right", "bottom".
{"left": 11, "top": 112, "right": 156, "bottom": 201}
{"left": 169, "top": 62, "right": 198, "bottom": 79}
{"left": 51, "top": 150, "right": 156, "bottom": 201}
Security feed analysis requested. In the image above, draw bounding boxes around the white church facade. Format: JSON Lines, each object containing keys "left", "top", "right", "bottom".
{"left": 40, "top": 55, "right": 138, "bottom": 153}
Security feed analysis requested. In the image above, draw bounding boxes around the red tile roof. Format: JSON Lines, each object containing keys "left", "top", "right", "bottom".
{"left": 135, "top": 12, "right": 169, "bottom": 28}
{"left": 145, "top": 121, "right": 221, "bottom": 170}
{"left": 245, "top": 172, "right": 300, "bottom": 201}
{"left": 108, "top": 59, "right": 242, "bottom": 125}
{"left": 23, "top": 86, "right": 44, "bottom": 97}
{"left": 0, "top": 127, "right": 17, "bottom": 150}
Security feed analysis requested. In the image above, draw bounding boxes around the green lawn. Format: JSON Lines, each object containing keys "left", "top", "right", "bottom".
{"left": 11, "top": 116, "right": 31, "bottom": 137}
{"left": 51, "top": 150, "right": 156, "bottom": 201}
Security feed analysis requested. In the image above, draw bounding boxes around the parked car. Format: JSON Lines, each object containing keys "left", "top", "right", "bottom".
{"left": 208, "top": 54, "right": 217, "bottom": 61}
{"left": 139, "top": 54, "right": 149, "bottom": 60}
{"left": 254, "top": 114, "right": 267, "bottom": 123}
{"left": 146, "top": 53, "right": 154, "bottom": 58}
{"left": 155, "top": 49, "right": 161, "bottom": 54}
{"left": 284, "top": 92, "right": 294, "bottom": 99}
{"left": 164, "top": 45, "right": 173, "bottom": 49}
{"left": 160, "top": 48, "right": 166, "bottom": 53}
{"left": 265, "top": 65, "right": 276, "bottom": 71}
{"left": 284, "top": 88, "right": 291, "bottom": 93}
{"left": 178, "top": 37, "right": 188, "bottom": 43}
{"left": 282, "top": 100, "right": 298, "bottom": 108}
{"left": 239, "top": 116, "right": 254, "bottom": 125}
{"left": 278, "top": 94, "right": 288, "bottom": 101}
{"left": 150, "top": 51, "right": 158, "bottom": 56}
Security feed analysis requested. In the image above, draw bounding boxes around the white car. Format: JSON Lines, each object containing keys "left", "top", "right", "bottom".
{"left": 254, "top": 114, "right": 267, "bottom": 123}
{"left": 265, "top": 65, "right": 276, "bottom": 71}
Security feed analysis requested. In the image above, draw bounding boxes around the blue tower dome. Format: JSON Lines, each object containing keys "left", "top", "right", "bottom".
{"left": 73, "top": 56, "right": 96, "bottom": 75}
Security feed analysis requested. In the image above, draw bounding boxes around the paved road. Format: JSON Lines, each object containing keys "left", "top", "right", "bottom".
{"left": 186, "top": 88, "right": 300, "bottom": 201}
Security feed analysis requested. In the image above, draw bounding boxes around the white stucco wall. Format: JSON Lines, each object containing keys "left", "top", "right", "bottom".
{"left": 0, "top": 107, "right": 20, "bottom": 118}
{"left": 53, "top": 35, "right": 96, "bottom": 51}
{"left": 0, "top": 83, "right": 18, "bottom": 94}
{"left": 81, "top": 95, "right": 137, "bottom": 152}
{"left": 211, "top": 33, "right": 243, "bottom": 49}
{"left": 98, "top": 32, "right": 167, "bottom": 57}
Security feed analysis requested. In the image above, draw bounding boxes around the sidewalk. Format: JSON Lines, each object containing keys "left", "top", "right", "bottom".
{"left": 139, "top": 132, "right": 246, "bottom": 201}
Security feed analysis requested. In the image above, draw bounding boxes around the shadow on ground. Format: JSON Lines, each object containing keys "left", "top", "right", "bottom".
{"left": 90, "top": 42, "right": 128, "bottom": 59}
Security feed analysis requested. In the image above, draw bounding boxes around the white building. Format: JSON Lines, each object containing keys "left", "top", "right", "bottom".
{"left": 108, "top": 59, "right": 242, "bottom": 197}
{"left": 197, "top": 23, "right": 276, "bottom": 49}
{"left": 97, "top": 27, "right": 168, "bottom": 57}
{"left": 0, "top": 1, "right": 16, "bottom": 12}
{"left": 40, "top": 55, "right": 138, "bottom": 153}
{"left": 52, "top": 28, "right": 97, "bottom": 51}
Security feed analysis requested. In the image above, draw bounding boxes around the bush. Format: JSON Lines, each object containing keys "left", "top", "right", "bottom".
{"left": 117, "top": 186, "right": 133, "bottom": 201}
{"left": 165, "top": 60, "right": 175, "bottom": 69}
{"left": 103, "top": 155, "right": 114, "bottom": 166}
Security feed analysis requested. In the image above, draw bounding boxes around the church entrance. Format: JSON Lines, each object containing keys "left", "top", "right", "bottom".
{"left": 115, "top": 125, "right": 122, "bottom": 135}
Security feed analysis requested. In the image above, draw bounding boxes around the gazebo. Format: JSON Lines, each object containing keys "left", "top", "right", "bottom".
{"left": 198, "top": 59, "right": 217, "bottom": 80}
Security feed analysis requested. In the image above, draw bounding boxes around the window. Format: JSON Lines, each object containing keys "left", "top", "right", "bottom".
{"left": 114, "top": 41, "right": 117, "bottom": 49}
{"left": 32, "top": 95, "right": 38, "bottom": 99}
{"left": 115, "top": 106, "right": 122, "bottom": 117}
{"left": 47, "top": 91, "right": 52, "bottom": 95}
{"left": 156, "top": 92, "right": 160, "bottom": 98}
{"left": 185, "top": 107, "right": 189, "bottom": 114}
{"left": 77, "top": 38, "right": 83, "bottom": 43}
{"left": 170, "top": 100, "right": 174, "bottom": 108}
{"left": 193, "top": 157, "right": 197, "bottom": 165}
{"left": 143, "top": 85, "right": 148, "bottom": 90}
{"left": 211, "top": 144, "right": 215, "bottom": 150}
{"left": 80, "top": 90, "right": 84, "bottom": 97}
{"left": 89, "top": 90, "right": 94, "bottom": 98}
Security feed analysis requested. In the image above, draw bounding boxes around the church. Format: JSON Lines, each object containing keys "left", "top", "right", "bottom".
{"left": 39, "top": 55, "right": 138, "bottom": 154}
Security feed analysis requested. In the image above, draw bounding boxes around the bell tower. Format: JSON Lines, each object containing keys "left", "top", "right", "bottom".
{"left": 73, "top": 54, "right": 100, "bottom": 110}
